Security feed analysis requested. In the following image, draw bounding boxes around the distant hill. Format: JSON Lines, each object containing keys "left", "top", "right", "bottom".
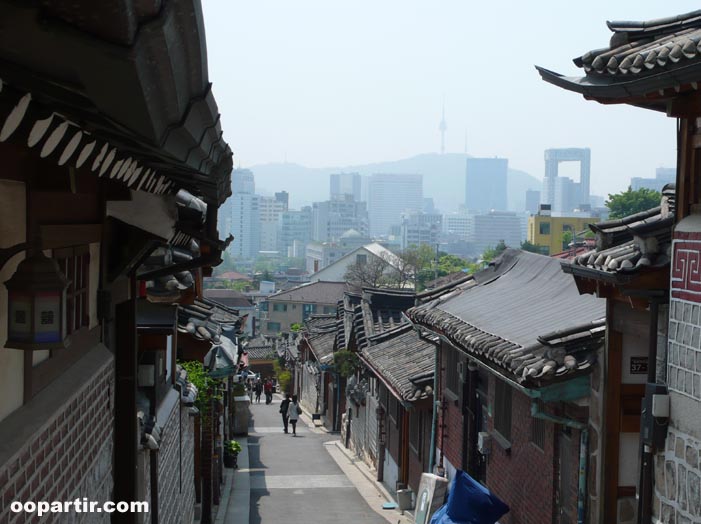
{"left": 249, "top": 153, "right": 541, "bottom": 213}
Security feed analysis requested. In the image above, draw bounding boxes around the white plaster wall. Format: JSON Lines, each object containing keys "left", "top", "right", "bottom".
{"left": 89, "top": 242, "right": 100, "bottom": 329}
{"left": 383, "top": 450, "right": 400, "bottom": 496}
{"left": 0, "top": 180, "right": 26, "bottom": 422}
{"left": 619, "top": 432, "right": 641, "bottom": 486}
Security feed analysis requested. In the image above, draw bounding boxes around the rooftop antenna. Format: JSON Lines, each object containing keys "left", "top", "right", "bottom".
{"left": 439, "top": 99, "right": 447, "bottom": 155}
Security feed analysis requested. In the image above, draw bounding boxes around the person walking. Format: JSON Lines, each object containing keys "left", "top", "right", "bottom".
{"left": 264, "top": 379, "right": 273, "bottom": 405}
{"left": 287, "top": 395, "right": 302, "bottom": 436}
{"left": 254, "top": 381, "right": 262, "bottom": 404}
{"left": 279, "top": 394, "right": 291, "bottom": 434}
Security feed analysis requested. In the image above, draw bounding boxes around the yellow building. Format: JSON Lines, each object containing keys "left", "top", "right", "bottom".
{"left": 528, "top": 214, "right": 599, "bottom": 255}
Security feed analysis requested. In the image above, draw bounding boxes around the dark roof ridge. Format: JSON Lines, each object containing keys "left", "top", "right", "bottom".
{"left": 606, "top": 10, "right": 701, "bottom": 34}
{"left": 366, "top": 323, "right": 414, "bottom": 344}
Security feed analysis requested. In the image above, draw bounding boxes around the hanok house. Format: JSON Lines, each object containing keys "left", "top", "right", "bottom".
{"left": 296, "top": 315, "right": 339, "bottom": 430}
{"left": 177, "top": 296, "right": 248, "bottom": 520}
{"left": 408, "top": 249, "right": 605, "bottom": 524}
{"left": 558, "top": 190, "right": 675, "bottom": 524}
{"left": 0, "top": 2, "right": 232, "bottom": 524}
{"left": 242, "top": 337, "right": 277, "bottom": 381}
{"left": 538, "top": 9, "right": 701, "bottom": 523}
{"left": 338, "top": 287, "right": 435, "bottom": 502}
{"left": 260, "top": 280, "right": 346, "bottom": 335}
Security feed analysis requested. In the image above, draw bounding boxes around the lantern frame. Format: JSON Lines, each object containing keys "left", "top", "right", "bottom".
{"left": 4, "top": 251, "right": 71, "bottom": 350}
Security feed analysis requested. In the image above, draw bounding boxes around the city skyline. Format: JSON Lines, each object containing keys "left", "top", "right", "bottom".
{"left": 202, "top": 1, "right": 697, "bottom": 200}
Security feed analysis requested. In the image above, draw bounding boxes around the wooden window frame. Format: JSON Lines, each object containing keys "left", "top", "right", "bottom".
{"left": 531, "top": 400, "right": 546, "bottom": 451}
{"left": 54, "top": 246, "right": 90, "bottom": 334}
{"left": 445, "top": 345, "right": 459, "bottom": 397}
{"left": 493, "top": 378, "right": 512, "bottom": 444}
{"left": 409, "top": 410, "right": 422, "bottom": 457}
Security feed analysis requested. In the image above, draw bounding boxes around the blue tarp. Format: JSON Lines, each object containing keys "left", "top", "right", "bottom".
{"left": 430, "top": 471, "right": 509, "bottom": 524}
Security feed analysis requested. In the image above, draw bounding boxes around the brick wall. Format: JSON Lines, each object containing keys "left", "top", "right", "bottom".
{"left": 438, "top": 344, "right": 463, "bottom": 471}
{"left": 485, "top": 377, "right": 557, "bottom": 524}
{"left": 140, "top": 390, "right": 197, "bottom": 524}
{"left": 0, "top": 357, "right": 114, "bottom": 524}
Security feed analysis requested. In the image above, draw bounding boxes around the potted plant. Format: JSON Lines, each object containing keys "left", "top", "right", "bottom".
{"left": 223, "top": 439, "right": 242, "bottom": 468}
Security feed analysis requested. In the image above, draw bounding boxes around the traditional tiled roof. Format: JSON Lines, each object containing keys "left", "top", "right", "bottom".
{"left": 204, "top": 289, "right": 254, "bottom": 309}
{"left": 177, "top": 298, "right": 242, "bottom": 343}
{"left": 267, "top": 281, "right": 347, "bottom": 304}
{"left": 351, "top": 288, "right": 415, "bottom": 350}
{"left": 244, "top": 338, "right": 276, "bottom": 361}
{"left": 564, "top": 185, "right": 675, "bottom": 279}
{"left": 537, "top": 10, "right": 701, "bottom": 111}
{"left": 0, "top": 0, "right": 232, "bottom": 204}
{"left": 359, "top": 324, "right": 436, "bottom": 402}
{"left": 408, "top": 249, "right": 606, "bottom": 388}
{"left": 302, "top": 316, "right": 337, "bottom": 364}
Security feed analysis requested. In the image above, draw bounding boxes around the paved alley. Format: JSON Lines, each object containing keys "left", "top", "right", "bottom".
{"left": 246, "top": 396, "right": 389, "bottom": 524}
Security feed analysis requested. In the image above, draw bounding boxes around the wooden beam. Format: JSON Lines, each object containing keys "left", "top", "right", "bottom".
{"left": 667, "top": 91, "right": 701, "bottom": 118}
{"left": 113, "top": 296, "right": 138, "bottom": 524}
{"left": 604, "top": 323, "right": 623, "bottom": 524}
{"left": 39, "top": 224, "right": 101, "bottom": 248}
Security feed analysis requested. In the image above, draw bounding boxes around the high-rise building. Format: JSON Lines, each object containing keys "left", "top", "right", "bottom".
{"left": 465, "top": 158, "right": 508, "bottom": 213}
{"left": 525, "top": 189, "right": 541, "bottom": 214}
{"left": 631, "top": 167, "right": 676, "bottom": 192}
{"left": 278, "top": 206, "right": 313, "bottom": 258}
{"left": 232, "top": 168, "right": 255, "bottom": 194}
{"left": 229, "top": 193, "right": 260, "bottom": 260}
{"left": 312, "top": 195, "right": 369, "bottom": 242}
{"left": 470, "top": 211, "right": 524, "bottom": 254}
{"left": 400, "top": 212, "right": 442, "bottom": 249}
{"left": 542, "top": 148, "right": 591, "bottom": 212}
{"left": 259, "top": 192, "right": 289, "bottom": 252}
{"left": 368, "top": 174, "right": 423, "bottom": 237}
{"left": 442, "top": 212, "right": 473, "bottom": 241}
{"left": 330, "top": 173, "right": 362, "bottom": 201}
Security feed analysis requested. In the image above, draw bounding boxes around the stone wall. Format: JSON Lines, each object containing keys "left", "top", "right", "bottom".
{"left": 0, "top": 352, "right": 114, "bottom": 524}
{"left": 139, "top": 389, "right": 197, "bottom": 524}
{"left": 653, "top": 226, "right": 701, "bottom": 523}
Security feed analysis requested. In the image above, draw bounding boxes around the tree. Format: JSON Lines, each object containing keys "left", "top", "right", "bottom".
{"left": 605, "top": 186, "right": 661, "bottom": 219}
{"left": 344, "top": 255, "right": 391, "bottom": 290}
{"left": 520, "top": 240, "right": 546, "bottom": 254}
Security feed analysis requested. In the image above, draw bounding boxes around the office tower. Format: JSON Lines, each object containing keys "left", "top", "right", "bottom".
{"left": 368, "top": 174, "right": 423, "bottom": 237}
{"left": 259, "top": 194, "right": 288, "bottom": 252}
{"left": 400, "top": 212, "right": 442, "bottom": 249}
{"left": 465, "top": 158, "right": 508, "bottom": 213}
{"left": 443, "top": 212, "right": 473, "bottom": 241}
{"left": 631, "top": 167, "right": 676, "bottom": 192}
{"left": 525, "top": 189, "right": 541, "bottom": 214}
{"left": 229, "top": 193, "right": 260, "bottom": 259}
{"left": 470, "top": 211, "right": 524, "bottom": 254}
{"left": 330, "top": 172, "right": 362, "bottom": 201}
{"left": 232, "top": 168, "right": 255, "bottom": 194}
{"left": 542, "top": 148, "right": 591, "bottom": 212}
{"left": 312, "top": 195, "right": 369, "bottom": 242}
{"left": 278, "top": 207, "right": 313, "bottom": 258}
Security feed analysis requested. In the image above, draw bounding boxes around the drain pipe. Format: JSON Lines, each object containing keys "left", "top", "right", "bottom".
{"left": 428, "top": 338, "right": 439, "bottom": 473}
{"left": 531, "top": 401, "right": 588, "bottom": 524}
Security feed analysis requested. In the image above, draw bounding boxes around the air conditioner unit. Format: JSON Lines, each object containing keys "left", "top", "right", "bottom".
{"left": 477, "top": 431, "right": 491, "bottom": 455}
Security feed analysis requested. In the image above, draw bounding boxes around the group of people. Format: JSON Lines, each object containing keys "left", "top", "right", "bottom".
{"left": 278, "top": 394, "right": 302, "bottom": 436}
{"left": 250, "top": 378, "right": 275, "bottom": 404}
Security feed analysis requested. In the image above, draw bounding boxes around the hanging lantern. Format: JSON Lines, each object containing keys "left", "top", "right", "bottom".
{"left": 4, "top": 252, "right": 70, "bottom": 350}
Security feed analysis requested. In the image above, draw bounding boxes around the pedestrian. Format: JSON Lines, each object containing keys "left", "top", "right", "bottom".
{"left": 287, "top": 395, "right": 302, "bottom": 436}
{"left": 264, "top": 379, "right": 273, "bottom": 405}
{"left": 279, "top": 394, "right": 291, "bottom": 433}
{"left": 254, "top": 381, "right": 262, "bottom": 403}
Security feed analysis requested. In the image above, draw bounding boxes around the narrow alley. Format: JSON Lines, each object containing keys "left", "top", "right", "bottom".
{"left": 241, "top": 396, "right": 392, "bottom": 524}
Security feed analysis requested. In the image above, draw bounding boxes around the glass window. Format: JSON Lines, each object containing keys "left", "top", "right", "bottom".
{"left": 267, "top": 322, "right": 281, "bottom": 332}
{"left": 272, "top": 303, "right": 288, "bottom": 312}
{"left": 539, "top": 222, "right": 551, "bottom": 235}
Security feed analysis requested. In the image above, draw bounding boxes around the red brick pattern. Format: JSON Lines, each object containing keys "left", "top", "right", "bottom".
{"left": 0, "top": 360, "right": 114, "bottom": 524}
{"left": 437, "top": 348, "right": 463, "bottom": 470}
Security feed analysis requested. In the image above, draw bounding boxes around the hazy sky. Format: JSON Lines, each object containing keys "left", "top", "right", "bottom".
{"left": 203, "top": 2, "right": 699, "bottom": 198}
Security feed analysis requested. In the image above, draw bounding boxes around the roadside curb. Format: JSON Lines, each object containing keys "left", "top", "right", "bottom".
{"left": 324, "top": 439, "right": 413, "bottom": 524}
{"left": 214, "top": 436, "right": 250, "bottom": 524}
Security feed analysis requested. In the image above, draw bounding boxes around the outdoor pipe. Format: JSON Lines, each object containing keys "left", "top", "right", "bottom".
{"left": 530, "top": 401, "right": 588, "bottom": 524}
